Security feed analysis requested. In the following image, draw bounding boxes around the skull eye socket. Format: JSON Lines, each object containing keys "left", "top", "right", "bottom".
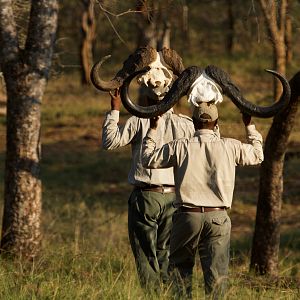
{"left": 162, "top": 68, "right": 172, "bottom": 79}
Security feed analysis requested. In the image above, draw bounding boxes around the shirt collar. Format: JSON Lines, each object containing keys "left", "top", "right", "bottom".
{"left": 194, "top": 129, "right": 214, "bottom": 136}
{"left": 163, "top": 108, "right": 174, "bottom": 116}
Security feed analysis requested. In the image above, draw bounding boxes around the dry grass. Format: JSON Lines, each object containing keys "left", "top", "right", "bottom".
{"left": 0, "top": 72, "right": 299, "bottom": 299}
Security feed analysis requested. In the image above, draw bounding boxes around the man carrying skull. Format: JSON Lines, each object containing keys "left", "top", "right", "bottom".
{"left": 141, "top": 74, "right": 265, "bottom": 298}
{"left": 127, "top": 65, "right": 289, "bottom": 298}
{"left": 92, "top": 46, "right": 195, "bottom": 292}
{"left": 93, "top": 46, "right": 290, "bottom": 296}
{"left": 136, "top": 65, "right": 290, "bottom": 297}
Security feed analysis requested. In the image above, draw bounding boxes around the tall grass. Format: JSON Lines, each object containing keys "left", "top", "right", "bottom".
{"left": 0, "top": 72, "right": 299, "bottom": 299}
{"left": 0, "top": 196, "right": 299, "bottom": 299}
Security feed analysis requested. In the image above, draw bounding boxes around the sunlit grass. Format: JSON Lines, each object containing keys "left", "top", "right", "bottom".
{"left": 0, "top": 70, "right": 299, "bottom": 299}
{"left": 0, "top": 195, "right": 298, "bottom": 299}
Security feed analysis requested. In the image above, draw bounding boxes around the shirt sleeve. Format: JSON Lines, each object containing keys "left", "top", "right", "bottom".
{"left": 102, "top": 110, "right": 138, "bottom": 150}
{"left": 142, "top": 128, "right": 177, "bottom": 169}
{"left": 235, "top": 124, "right": 264, "bottom": 166}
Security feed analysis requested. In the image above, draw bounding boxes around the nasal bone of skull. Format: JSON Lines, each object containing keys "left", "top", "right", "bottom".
{"left": 148, "top": 69, "right": 160, "bottom": 87}
{"left": 148, "top": 69, "right": 166, "bottom": 87}
{"left": 140, "top": 53, "right": 172, "bottom": 88}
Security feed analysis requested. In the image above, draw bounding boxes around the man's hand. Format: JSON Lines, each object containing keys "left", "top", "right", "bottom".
{"left": 109, "top": 88, "right": 121, "bottom": 111}
{"left": 242, "top": 113, "right": 252, "bottom": 126}
{"left": 150, "top": 116, "right": 160, "bottom": 130}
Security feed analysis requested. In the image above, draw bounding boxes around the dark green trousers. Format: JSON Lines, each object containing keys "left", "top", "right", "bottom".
{"left": 128, "top": 188, "right": 176, "bottom": 290}
{"left": 169, "top": 210, "right": 231, "bottom": 299}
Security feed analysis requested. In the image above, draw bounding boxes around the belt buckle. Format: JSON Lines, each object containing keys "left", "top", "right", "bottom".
{"left": 200, "top": 206, "right": 205, "bottom": 213}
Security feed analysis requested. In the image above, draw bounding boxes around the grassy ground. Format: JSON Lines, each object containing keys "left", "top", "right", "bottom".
{"left": 0, "top": 71, "right": 299, "bottom": 299}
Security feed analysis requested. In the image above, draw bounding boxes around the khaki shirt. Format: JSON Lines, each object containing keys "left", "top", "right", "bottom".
{"left": 102, "top": 109, "right": 195, "bottom": 186}
{"left": 142, "top": 125, "right": 264, "bottom": 208}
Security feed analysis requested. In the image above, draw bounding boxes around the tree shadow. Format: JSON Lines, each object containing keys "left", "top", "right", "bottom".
{"left": 235, "top": 155, "right": 300, "bottom": 205}
{"left": 230, "top": 228, "right": 300, "bottom": 269}
{"left": 40, "top": 138, "right": 132, "bottom": 211}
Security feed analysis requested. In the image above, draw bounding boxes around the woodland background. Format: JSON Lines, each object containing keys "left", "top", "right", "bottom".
{"left": 0, "top": 1, "right": 299, "bottom": 299}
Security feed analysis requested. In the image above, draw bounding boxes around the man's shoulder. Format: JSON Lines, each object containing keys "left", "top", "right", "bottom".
{"left": 221, "top": 137, "right": 242, "bottom": 146}
{"left": 178, "top": 113, "right": 193, "bottom": 122}
{"left": 121, "top": 115, "right": 148, "bottom": 133}
{"left": 130, "top": 115, "right": 147, "bottom": 124}
{"left": 172, "top": 113, "right": 193, "bottom": 122}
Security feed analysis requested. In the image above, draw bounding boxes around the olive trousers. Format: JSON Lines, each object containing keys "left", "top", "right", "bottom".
{"left": 128, "top": 188, "right": 176, "bottom": 291}
{"left": 169, "top": 209, "right": 231, "bottom": 299}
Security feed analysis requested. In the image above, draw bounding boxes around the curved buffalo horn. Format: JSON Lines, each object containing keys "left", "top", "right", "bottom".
{"left": 205, "top": 65, "right": 291, "bottom": 118}
{"left": 120, "top": 66, "right": 203, "bottom": 118}
{"left": 90, "top": 55, "right": 123, "bottom": 91}
{"left": 121, "top": 65, "right": 291, "bottom": 119}
{"left": 90, "top": 46, "right": 158, "bottom": 92}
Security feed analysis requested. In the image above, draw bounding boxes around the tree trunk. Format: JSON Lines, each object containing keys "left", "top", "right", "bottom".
{"left": 251, "top": 1, "right": 293, "bottom": 276}
{"left": 0, "top": 0, "right": 58, "bottom": 258}
{"left": 226, "top": 0, "right": 235, "bottom": 55}
{"left": 2, "top": 63, "right": 43, "bottom": 258}
{"left": 285, "top": 6, "right": 292, "bottom": 65}
{"left": 250, "top": 71, "right": 300, "bottom": 275}
{"left": 181, "top": 3, "right": 190, "bottom": 51}
{"left": 80, "top": 0, "right": 96, "bottom": 85}
{"left": 273, "top": 38, "right": 286, "bottom": 99}
{"left": 136, "top": 0, "right": 157, "bottom": 48}
{"left": 259, "top": 0, "right": 287, "bottom": 100}
{"left": 157, "top": 21, "right": 171, "bottom": 50}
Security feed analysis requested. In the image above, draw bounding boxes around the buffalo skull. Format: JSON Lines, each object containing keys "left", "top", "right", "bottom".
{"left": 120, "top": 65, "right": 291, "bottom": 119}
{"left": 90, "top": 46, "right": 184, "bottom": 102}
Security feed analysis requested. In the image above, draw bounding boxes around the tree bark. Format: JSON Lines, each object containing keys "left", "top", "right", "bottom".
{"left": 250, "top": 71, "right": 300, "bottom": 275}
{"left": 80, "top": 0, "right": 96, "bottom": 85}
{"left": 136, "top": 0, "right": 157, "bottom": 48}
{"left": 226, "top": 0, "right": 235, "bottom": 55}
{"left": 259, "top": 0, "right": 287, "bottom": 100}
{"left": 181, "top": 3, "right": 190, "bottom": 51}
{"left": 251, "top": 1, "right": 290, "bottom": 274}
{"left": 0, "top": 0, "right": 58, "bottom": 258}
{"left": 285, "top": 2, "right": 292, "bottom": 65}
{"left": 157, "top": 20, "right": 171, "bottom": 50}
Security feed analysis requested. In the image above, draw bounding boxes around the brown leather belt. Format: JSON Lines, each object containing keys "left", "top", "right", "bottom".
{"left": 137, "top": 185, "right": 175, "bottom": 194}
{"left": 178, "top": 206, "right": 226, "bottom": 213}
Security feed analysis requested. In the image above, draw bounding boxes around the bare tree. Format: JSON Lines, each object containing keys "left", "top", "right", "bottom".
{"left": 249, "top": 0, "right": 296, "bottom": 276}
{"left": 157, "top": 20, "right": 171, "bottom": 50}
{"left": 0, "top": 0, "right": 58, "bottom": 258}
{"left": 285, "top": 1, "right": 292, "bottom": 65}
{"left": 181, "top": 1, "right": 189, "bottom": 50}
{"left": 136, "top": 0, "right": 174, "bottom": 50}
{"left": 250, "top": 71, "right": 300, "bottom": 275}
{"left": 136, "top": 0, "right": 158, "bottom": 48}
{"left": 226, "top": 0, "right": 235, "bottom": 55}
{"left": 81, "top": 0, "right": 96, "bottom": 84}
{"left": 259, "top": 0, "right": 288, "bottom": 99}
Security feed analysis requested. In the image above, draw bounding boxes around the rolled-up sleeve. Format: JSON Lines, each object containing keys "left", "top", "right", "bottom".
{"left": 236, "top": 124, "right": 264, "bottom": 166}
{"left": 142, "top": 128, "right": 176, "bottom": 169}
{"left": 102, "top": 110, "right": 138, "bottom": 150}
